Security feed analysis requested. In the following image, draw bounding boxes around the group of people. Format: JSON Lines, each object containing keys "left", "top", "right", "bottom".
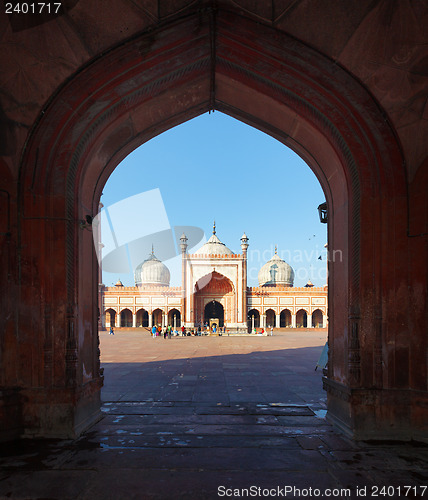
{"left": 251, "top": 327, "right": 273, "bottom": 336}
{"left": 151, "top": 324, "right": 192, "bottom": 338}
{"left": 109, "top": 324, "right": 273, "bottom": 337}
{"left": 151, "top": 323, "right": 227, "bottom": 338}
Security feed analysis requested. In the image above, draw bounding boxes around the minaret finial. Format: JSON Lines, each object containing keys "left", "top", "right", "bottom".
{"left": 151, "top": 244, "right": 154, "bottom": 255}
{"left": 213, "top": 220, "right": 216, "bottom": 235}
{"left": 275, "top": 245, "right": 277, "bottom": 255}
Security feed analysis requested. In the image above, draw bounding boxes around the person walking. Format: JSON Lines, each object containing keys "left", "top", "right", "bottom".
{"left": 152, "top": 325, "right": 157, "bottom": 338}
{"left": 109, "top": 326, "right": 114, "bottom": 335}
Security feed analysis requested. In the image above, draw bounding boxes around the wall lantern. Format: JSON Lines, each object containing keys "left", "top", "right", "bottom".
{"left": 317, "top": 202, "right": 328, "bottom": 224}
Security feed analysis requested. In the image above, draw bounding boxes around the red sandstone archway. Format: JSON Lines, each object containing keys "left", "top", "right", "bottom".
{"left": 296, "top": 309, "right": 308, "bottom": 328}
{"left": 105, "top": 309, "right": 116, "bottom": 328}
{"left": 15, "top": 10, "right": 410, "bottom": 440}
{"left": 312, "top": 309, "right": 323, "bottom": 328}
{"left": 168, "top": 309, "right": 181, "bottom": 329}
{"left": 247, "top": 309, "right": 260, "bottom": 331}
{"left": 152, "top": 309, "right": 163, "bottom": 327}
{"left": 265, "top": 309, "right": 276, "bottom": 328}
{"left": 194, "top": 272, "right": 234, "bottom": 326}
{"left": 280, "top": 309, "right": 292, "bottom": 328}
{"left": 136, "top": 309, "right": 149, "bottom": 328}
{"left": 119, "top": 308, "right": 132, "bottom": 328}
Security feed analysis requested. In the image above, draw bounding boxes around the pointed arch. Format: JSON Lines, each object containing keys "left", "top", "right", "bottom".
{"left": 15, "top": 10, "right": 410, "bottom": 440}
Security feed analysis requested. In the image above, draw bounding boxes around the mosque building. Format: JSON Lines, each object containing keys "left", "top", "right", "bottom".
{"left": 101, "top": 224, "right": 328, "bottom": 332}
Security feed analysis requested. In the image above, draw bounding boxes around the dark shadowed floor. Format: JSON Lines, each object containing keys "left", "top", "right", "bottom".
{"left": 0, "top": 329, "right": 427, "bottom": 499}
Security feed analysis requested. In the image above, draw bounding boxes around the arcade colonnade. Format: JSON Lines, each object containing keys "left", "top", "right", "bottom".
{"left": 101, "top": 287, "right": 328, "bottom": 331}
{"left": 104, "top": 306, "right": 327, "bottom": 329}
{"left": 0, "top": 3, "right": 427, "bottom": 443}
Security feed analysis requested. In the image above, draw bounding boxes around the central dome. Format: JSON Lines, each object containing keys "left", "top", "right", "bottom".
{"left": 194, "top": 223, "right": 234, "bottom": 256}
{"left": 135, "top": 249, "right": 170, "bottom": 286}
{"left": 258, "top": 248, "right": 294, "bottom": 287}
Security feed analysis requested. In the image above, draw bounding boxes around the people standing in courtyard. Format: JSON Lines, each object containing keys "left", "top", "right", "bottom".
{"left": 270, "top": 326, "right": 273, "bottom": 336}
{"left": 181, "top": 325, "right": 185, "bottom": 336}
{"left": 168, "top": 325, "right": 172, "bottom": 339}
{"left": 109, "top": 326, "right": 114, "bottom": 335}
{"left": 152, "top": 325, "right": 157, "bottom": 338}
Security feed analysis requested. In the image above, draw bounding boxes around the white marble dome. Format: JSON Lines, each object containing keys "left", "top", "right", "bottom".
{"left": 258, "top": 250, "right": 294, "bottom": 287}
{"left": 135, "top": 250, "right": 170, "bottom": 286}
{"left": 194, "top": 224, "right": 234, "bottom": 256}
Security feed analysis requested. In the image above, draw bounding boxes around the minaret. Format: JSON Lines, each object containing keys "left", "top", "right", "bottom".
{"left": 240, "top": 232, "right": 249, "bottom": 329}
{"left": 180, "top": 233, "right": 188, "bottom": 325}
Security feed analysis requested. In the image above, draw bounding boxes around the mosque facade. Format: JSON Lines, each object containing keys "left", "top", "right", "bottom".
{"left": 101, "top": 226, "right": 328, "bottom": 332}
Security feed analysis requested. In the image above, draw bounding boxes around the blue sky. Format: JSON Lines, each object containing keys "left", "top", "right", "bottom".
{"left": 100, "top": 112, "right": 327, "bottom": 287}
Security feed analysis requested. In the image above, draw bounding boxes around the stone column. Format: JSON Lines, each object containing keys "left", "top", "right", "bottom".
{"left": 275, "top": 313, "right": 280, "bottom": 328}
{"left": 116, "top": 311, "right": 121, "bottom": 327}
{"left": 323, "top": 312, "right": 327, "bottom": 328}
{"left": 291, "top": 314, "right": 296, "bottom": 328}
{"left": 307, "top": 312, "right": 312, "bottom": 328}
{"left": 149, "top": 312, "right": 153, "bottom": 328}
{"left": 132, "top": 312, "right": 137, "bottom": 328}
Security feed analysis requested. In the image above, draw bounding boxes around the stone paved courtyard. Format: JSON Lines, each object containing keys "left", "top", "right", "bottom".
{"left": 0, "top": 329, "right": 427, "bottom": 499}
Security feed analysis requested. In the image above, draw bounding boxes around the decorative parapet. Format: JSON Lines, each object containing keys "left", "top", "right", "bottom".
{"left": 248, "top": 286, "right": 328, "bottom": 292}
{"left": 104, "top": 285, "right": 182, "bottom": 292}
{"left": 188, "top": 253, "right": 242, "bottom": 259}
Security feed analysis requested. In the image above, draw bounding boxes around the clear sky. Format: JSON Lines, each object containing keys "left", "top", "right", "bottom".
{"left": 100, "top": 111, "right": 327, "bottom": 288}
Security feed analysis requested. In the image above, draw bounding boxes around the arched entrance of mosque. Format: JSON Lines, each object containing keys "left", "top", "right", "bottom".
{"left": 105, "top": 309, "right": 116, "bottom": 328}
{"left": 248, "top": 309, "right": 260, "bottom": 331}
{"left": 120, "top": 309, "right": 132, "bottom": 328}
{"left": 136, "top": 309, "right": 149, "bottom": 328}
{"left": 312, "top": 309, "right": 323, "bottom": 328}
{"left": 152, "top": 309, "right": 163, "bottom": 328}
{"left": 168, "top": 309, "right": 181, "bottom": 329}
{"left": 204, "top": 301, "right": 224, "bottom": 329}
{"left": 265, "top": 309, "right": 276, "bottom": 328}
{"left": 15, "top": 9, "right": 411, "bottom": 441}
{"left": 280, "top": 309, "right": 292, "bottom": 328}
{"left": 296, "top": 309, "right": 308, "bottom": 328}
{"left": 194, "top": 272, "right": 234, "bottom": 327}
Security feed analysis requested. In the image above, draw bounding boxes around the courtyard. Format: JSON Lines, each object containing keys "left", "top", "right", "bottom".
{"left": 0, "top": 329, "right": 427, "bottom": 499}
